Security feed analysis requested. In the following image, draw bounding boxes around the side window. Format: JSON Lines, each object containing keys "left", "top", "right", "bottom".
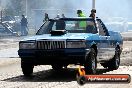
{"left": 65, "top": 21, "right": 76, "bottom": 30}
{"left": 97, "top": 21, "right": 107, "bottom": 36}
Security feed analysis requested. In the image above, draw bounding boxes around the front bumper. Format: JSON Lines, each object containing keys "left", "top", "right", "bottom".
{"left": 18, "top": 48, "right": 89, "bottom": 64}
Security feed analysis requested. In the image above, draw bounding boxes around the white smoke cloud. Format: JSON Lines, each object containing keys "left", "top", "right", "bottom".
{"left": 1, "top": 0, "right": 132, "bottom": 30}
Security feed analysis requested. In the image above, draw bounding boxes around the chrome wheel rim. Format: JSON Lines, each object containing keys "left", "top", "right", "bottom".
{"left": 115, "top": 55, "right": 120, "bottom": 67}
{"left": 92, "top": 53, "right": 96, "bottom": 71}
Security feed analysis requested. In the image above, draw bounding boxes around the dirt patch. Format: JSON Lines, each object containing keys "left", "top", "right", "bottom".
{"left": 0, "top": 58, "right": 20, "bottom": 67}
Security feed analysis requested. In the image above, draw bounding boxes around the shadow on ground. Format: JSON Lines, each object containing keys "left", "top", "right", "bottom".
{"left": 2, "top": 68, "right": 111, "bottom": 82}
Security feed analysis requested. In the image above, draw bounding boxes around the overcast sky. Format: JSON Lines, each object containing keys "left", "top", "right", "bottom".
{"left": 0, "top": 0, "right": 131, "bottom": 19}
{"left": 39, "top": 0, "right": 132, "bottom": 19}
{"left": 96, "top": 0, "right": 131, "bottom": 18}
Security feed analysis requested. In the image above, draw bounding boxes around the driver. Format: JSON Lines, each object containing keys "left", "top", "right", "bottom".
{"left": 56, "top": 20, "right": 66, "bottom": 30}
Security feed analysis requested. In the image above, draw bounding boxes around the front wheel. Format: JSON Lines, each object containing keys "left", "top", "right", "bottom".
{"left": 84, "top": 48, "right": 97, "bottom": 74}
{"left": 21, "top": 61, "right": 34, "bottom": 77}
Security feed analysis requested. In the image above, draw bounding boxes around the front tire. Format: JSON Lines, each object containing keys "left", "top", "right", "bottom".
{"left": 21, "top": 61, "right": 34, "bottom": 77}
{"left": 84, "top": 48, "right": 97, "bottom": 74}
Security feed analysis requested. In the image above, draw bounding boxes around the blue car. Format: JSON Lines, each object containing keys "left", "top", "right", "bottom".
{"left": 18, "top": 17, "right": 123, "bottom": 76}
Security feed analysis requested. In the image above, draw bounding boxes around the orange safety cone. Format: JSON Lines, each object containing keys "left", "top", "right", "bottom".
{"left": 76, "top": 65, "right": 86, "bottom": 85}
{"left": 78, "top": 65, "right": 86, "bottom": 76}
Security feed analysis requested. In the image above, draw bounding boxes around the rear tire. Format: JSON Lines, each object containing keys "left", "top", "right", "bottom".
{"left": 21, "top": 61, "right": 34, "bottom": 77}
{"left": 101, "top": 63, "right": 108, "bottom": 68}
{"left": 84, "top": 48, "right": 97, "bottom": 74}
{"left": 101, "top": 47, "right": 120, "bottom": 70}
{"left": 108, "top": 47, "right": 120, "bottom": 70}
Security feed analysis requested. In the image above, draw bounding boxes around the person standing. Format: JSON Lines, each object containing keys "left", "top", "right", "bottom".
{"left": 89, "top": 9, "right": 96, "bottom": 19}
{"left": 55, "top": 14, "right": 60, "bottom": 19}
{"left": 43, "top": 13, "right": 49, "bottom": 22}
{"left": 77, "top": 10, "right": 86, "bottom": 29}
{"left": 21, "top": 15, "right": 28, "bottom": 36}
{"left": 77, "top": 10, "right": 86, "bottom": 17}
{"left": 62, "top": 14, "right": 66, "bottom": 18}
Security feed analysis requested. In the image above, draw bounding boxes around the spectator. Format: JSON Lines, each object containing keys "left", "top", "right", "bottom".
{"left": 20, "top": 15, "right": 28, "bottom": 36}
{"left": 55, "top": 14, "right": 60, "bottom": 19}
{"left": 43, "top": 13, "right": 49, "bottom": 22}
{"left": 62, "top": 14, "right": 66, "bottom": 18}
{"left": 77, "top": 10, "right": 86, "bottom": 17}
{"left": 89, "top": 9, "right": 96, "bottom": 19}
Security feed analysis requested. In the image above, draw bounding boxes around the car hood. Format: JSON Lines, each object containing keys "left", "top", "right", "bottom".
{"left": 23, "top": 33, "right": 97, "bottom": 41}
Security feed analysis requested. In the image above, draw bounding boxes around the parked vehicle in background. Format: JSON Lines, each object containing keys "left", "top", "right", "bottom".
{"left": 0, "top": 16, "right": 21, "bottom": 35}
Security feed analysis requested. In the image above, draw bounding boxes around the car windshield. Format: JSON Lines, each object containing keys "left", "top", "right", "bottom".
{"left": 37, "top": 18, "right": 98, "bottom": 35}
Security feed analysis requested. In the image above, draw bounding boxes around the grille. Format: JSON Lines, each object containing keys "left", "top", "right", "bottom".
{"left": 37, "top": 40, "right": 65, "bottom": 49}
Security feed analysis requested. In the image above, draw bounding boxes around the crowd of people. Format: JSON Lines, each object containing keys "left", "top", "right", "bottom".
{"left": 20, "top": 9, "right": 96, "bottom": 36}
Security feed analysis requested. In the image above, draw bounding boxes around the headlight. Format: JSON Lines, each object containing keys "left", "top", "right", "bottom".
{"left": 67, "top": 40, "right": 86, "bottom": 48}
{"left": 19, "top": 42, "right": 36, "bottom": 49}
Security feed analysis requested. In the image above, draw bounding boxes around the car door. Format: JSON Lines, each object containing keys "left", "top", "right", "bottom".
{"left": 100, "top": 20, "right": 115, "bottom": 59}
{"left": 106, "top": 32, "right": 116, "bottom": 58}
{"left": 96, "top": 20, "right": 113, "bottom": 61}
